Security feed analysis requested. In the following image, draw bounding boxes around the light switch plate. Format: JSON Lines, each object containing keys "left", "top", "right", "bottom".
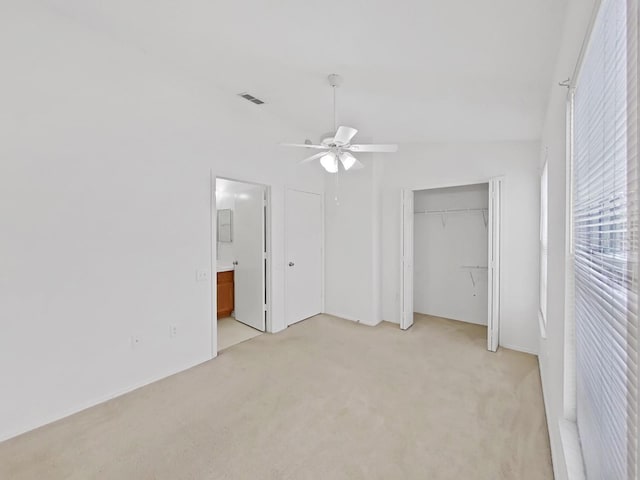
{"left": 196, "top": 269, "right": 210, "bottom": 282}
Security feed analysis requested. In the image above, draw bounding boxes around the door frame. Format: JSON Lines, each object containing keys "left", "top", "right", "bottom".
{"left": 284, "top": 187, "right": 325, "bottom": 326}
{"left": 400, "top": 189, "right": 414, "bottom": 330}
{"left": 399, "top": 176, "right": 504, "bottom": 352}
{"left": 211, "top": 173, "right": 272, "bottom": 358}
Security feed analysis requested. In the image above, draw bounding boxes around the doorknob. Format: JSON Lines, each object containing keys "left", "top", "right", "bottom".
{"left": 233, "top": 261, "right": 238, "bottom": 265}
{"left": 288, "top": 262, "right": 295, "bottom": 267}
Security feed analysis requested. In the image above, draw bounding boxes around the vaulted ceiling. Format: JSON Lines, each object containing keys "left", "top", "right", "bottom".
{"left": 43, "top": 0, "right": 568, "bottom": 143}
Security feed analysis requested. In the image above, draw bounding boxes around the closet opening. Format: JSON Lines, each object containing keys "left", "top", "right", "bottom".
{"left": 400, "top": 178, "right": 502, "bottom": 352}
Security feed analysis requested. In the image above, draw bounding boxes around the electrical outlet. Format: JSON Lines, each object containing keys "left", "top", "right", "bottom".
{"left": 169, "top": 324, "right": 178, "bottom": 338}
{"left": 130, "top": 335, "right": 141, "bottom": 349}
{"left": 196, "top": 269, "right": 210, "bottom": 282}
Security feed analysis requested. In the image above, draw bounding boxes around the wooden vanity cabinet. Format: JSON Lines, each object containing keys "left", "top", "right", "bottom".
{"left": 217, "top": 270, "right": 234, "bottom": 318}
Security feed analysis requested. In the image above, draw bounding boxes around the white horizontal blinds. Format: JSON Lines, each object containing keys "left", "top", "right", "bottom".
{"left": 540, "top": 161, "right": 549, "bottom": 324}
{"left": 572, "top": 0, "right": 638, "bottom": 478}
{"left": 625, "top": 0, "right": 639, "bottom": 475}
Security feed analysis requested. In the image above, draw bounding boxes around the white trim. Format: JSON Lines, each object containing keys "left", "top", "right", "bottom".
{"left": 326, "top": 312, "right": 382, "bottom": 327}
{"left": 211, "top": 172, "right": 220, "bottom": 357}
{"left": 399, "top": 189, "right": 405, "bottom": 328}
{"left": 559, "top": 418, "right": 586, "bottom": 480}
{"left": 539, "top": 160, "right": 549, "bottom": 337}
{"left": 403, "top": 177, "right": 492, "bottom": 193}
{"left": 563, "top": 89, "right": 577, "bottom": 423}
{"left": 264, "top": 186, "right": 273, "bottom": 333}
{"left": 212, "top": 175, "right": 273, "bottom": 356}
{"left": 569, "top": 0, "right": 604, "bottom": 89}
{"left": 500, "top": 342, "right": 538, "bottom": 356}
{"left": 538, "top": 310, "right": 547, "bottom": 339}
{"left": 320, "top": 191, "right": 325, "bottom": 314}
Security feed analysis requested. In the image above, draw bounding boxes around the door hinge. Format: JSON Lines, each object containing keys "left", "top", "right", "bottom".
{"left": 263, "top": 304, "right": 268, "bottom": 312}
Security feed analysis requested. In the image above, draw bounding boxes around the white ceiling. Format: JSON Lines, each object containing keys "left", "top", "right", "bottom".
{"left": 44, "top": 0, "right": 568, "bottom": 143}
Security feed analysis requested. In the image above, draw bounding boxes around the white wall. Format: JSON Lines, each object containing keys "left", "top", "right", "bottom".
{"left": 324, "top": 156, "right": 382, "bottom": 326}
{"left": 0, "top": 2, "right": 322, "bottom": 441}
{"left": 324, "top": 141, "right": 540, "bottom": 352}
{"left": 537, "top": 1, "right": 596, "bottom": 479}
{"left": 413, "top": 184, "right": 489, "bottom": 325}
{"left": 379, "top": 142, "right": 540, "bottom": 354}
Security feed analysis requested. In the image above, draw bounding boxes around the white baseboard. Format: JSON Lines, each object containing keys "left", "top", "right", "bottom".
{"left": 499, "top": 342, "right": 539, "bottom": 356}
{"left": 559, "top": 419, "right": 586, "bottom": 480}
{"left": 323, "top": 311, "right": 381, "bottom": 327}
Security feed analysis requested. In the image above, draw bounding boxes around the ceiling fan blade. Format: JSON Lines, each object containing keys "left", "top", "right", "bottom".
{"left": 333, "top": 126, "right": 358, "bottom": 146}
{"left": 298, "top": 151, "right": 327, "bottom": 164}
{"left": 281, "top": 143, "right": 329, "bottom": 150}
{"left": 347, "top": 144, "right": 398, "bottom": 153}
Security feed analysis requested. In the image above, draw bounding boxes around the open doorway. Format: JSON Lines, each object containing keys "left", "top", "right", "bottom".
{"left": 400, "top": 178, "right": 502, "bottom": 352}
{"left": 214, "top": 178, "right": 269, "bottom": 352}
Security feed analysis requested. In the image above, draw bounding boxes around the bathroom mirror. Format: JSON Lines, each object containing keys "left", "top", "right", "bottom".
{"left": 217, "top": 209, "right": 233, "bottom": 242}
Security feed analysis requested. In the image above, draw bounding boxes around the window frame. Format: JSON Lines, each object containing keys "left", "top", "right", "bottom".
{"left": 539, "top": 159, "right": 549, "bottom": 338}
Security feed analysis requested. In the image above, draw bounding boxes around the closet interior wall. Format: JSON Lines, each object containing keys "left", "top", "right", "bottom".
{"left": 413, "top": 184, "right": 489, "bottom": 325}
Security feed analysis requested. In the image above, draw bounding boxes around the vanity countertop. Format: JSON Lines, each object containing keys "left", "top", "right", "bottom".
{"left": 217, "top": 263, "right": 234, "bottom": 273}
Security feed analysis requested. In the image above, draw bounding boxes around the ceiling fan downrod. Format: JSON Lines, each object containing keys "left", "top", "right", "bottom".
{"left": 328, "top": 73, "right": 342, "bottom": 133}
{"left": 279, "top": 73, "right": 398, "bottom": 176}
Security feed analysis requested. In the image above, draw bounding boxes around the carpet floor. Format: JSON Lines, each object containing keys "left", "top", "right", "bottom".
{"left": 0, "top": 314, "right": 553, "bottom": 480}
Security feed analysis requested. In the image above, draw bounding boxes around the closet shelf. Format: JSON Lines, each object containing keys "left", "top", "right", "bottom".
{"left": 414, "top": 208, "right": 488, "bottom": 228}
{"left": 414, "top": 207, "right": 488, "bottom": 215}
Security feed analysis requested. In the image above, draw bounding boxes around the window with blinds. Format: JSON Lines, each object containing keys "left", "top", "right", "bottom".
{"left": 571, "top": 0, "right": 638, "bottom": 478}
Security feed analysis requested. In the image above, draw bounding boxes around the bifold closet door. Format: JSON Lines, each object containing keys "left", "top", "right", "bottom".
{"left": 487, "top": 177, "right": 502, "bottom": 352}
{"left": 285, "top": 189, "right": 322, "bottom": 326}
{"left": 401, "top": 189, "right": 414, "bottom": 330}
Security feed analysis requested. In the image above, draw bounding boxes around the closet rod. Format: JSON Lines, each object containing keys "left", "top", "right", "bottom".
{"left": 414, "top": 207, "right": 488, "bottom": 215}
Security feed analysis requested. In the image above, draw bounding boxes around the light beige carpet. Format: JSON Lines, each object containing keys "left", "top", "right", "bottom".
{"left": 217, "top": 316, "right": 263, "bottom": 351}
{"left": 0, "top": 314, "right": 553, "bottom": 480}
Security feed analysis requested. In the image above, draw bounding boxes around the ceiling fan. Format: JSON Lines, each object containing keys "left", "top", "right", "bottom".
{"left": 281, "top": 74, "right": 398, "bottom": 173}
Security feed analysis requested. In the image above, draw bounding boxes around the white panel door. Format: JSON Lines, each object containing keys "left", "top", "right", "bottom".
{"left": 401, "top": 189, "right": 414, "bottom": 330}
{"left": 487, "top": 177, "right": 502, "bottom": 351}
{"left": 233, "top": 184, "right": 265, "bottom": 331}
{"left": 285, "top": 189, "right": 322, "bottom": 326}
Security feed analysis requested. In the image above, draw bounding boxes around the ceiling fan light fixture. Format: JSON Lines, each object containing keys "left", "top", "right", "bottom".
{"left": 280, "top": 74, "right": 398, "bottom": 174}
{"left": 320, "top": 153, "right": 338, "bottom": 173}
{"left": 339, "top": 152, "right": 357, "bottom": 171}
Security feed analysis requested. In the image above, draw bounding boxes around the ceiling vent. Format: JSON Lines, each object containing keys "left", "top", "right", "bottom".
{"left": 238, "top": 92, "right": 265, "bottom": 105}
